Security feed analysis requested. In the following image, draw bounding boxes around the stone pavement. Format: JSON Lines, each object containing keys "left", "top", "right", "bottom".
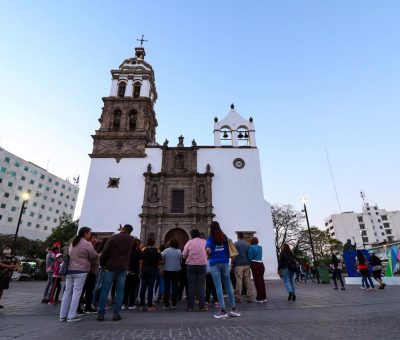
{"left": 1, "top": 280, "right": 400, "bottom": 339}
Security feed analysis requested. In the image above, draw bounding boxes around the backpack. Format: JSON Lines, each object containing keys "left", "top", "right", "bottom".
{"left": 58, "top": 255, "right": 70, "bottom": 277}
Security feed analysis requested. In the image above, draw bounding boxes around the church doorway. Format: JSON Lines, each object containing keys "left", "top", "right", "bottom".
{"left": 164, "top": 228, "right": 189, "bottom": 250}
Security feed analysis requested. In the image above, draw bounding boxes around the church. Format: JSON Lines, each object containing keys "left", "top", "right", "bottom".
{"left": 79, "top": 44, "right": 278, "bottom": 278}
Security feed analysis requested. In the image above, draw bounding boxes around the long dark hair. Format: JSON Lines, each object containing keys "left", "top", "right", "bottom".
{"left": 281, "top": 244, "right": 293, "bottom": 257}
{"left": 331, "top": 253, "right": 339, "bottom": 265}
{"left": 209, "top": 221, "right": 225, "bottom": 246}
{"left": 356, "top": 250, "right": 366, "bottom": 265}
{"left": 72, "top": 227, "right": 91, "bottom": 247}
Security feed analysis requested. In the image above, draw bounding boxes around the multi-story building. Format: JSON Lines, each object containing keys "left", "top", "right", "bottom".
{"left": 325, "top": 203, "right": 400, "bottom": 247}
{"left": 0, "top": 147, "right": 79, "bottom": 241}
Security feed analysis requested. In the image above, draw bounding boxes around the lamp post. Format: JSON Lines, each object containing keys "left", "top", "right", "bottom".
{"left": 300, "top": 196, "right": 320, "bottom": 284}
{"left": 12, "top": 192, "right": 30, "bottom": 253}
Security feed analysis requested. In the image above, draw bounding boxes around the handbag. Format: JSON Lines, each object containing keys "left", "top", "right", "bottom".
{"left": 228, "top": 239, "right": 239, "bottom": 258}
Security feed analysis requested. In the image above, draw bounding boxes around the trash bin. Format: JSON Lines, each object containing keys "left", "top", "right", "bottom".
{"left": 318, "top": 267, "right": 330, "bottom": 284}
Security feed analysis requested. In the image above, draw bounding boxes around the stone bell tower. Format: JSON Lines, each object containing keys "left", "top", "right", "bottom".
{"left": 90, "top": 45, "right": 158, "bottom": 161}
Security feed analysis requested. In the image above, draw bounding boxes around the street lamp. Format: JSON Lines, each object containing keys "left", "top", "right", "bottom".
{"left": 300, "top": 196, "right": 320, "bottom": 284}
{"left": 12, "top": 192, "right": 30, "bottom": 253}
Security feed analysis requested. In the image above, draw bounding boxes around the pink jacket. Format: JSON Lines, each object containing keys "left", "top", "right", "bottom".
{"left": 68, "top": 238, "right": 99, "bottom": 273}
{"left": 182, "top": 238, "right": 207, "bottom": 265}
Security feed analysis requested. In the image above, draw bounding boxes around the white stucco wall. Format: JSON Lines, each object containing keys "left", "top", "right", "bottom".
{"left": 79, "top": 148, "right": 162, "bottom": 239}
{"left": 197, "top": 147, "right": 278, "bottom": 279}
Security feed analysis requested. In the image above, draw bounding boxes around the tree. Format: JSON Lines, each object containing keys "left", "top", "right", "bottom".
{"left": 0, "top": 234, "right": 46, "bottom": 258}
{"left": 271, "top": 205, "right": 304, "bottom": 259}
{"left": 294, "top": 227, "right": 343, "bottom": 264}
{"left": 44, "top": 214, "right": 78, "bottom": 248}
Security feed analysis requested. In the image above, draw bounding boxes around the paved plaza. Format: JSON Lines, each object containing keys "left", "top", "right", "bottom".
{"left": 1, "top": 280, "right": 400, "bottom": 339}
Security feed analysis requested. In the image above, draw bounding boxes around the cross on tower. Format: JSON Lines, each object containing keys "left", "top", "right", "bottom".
{"left": 137, "top": 34, "right": 148, "bottom": 47}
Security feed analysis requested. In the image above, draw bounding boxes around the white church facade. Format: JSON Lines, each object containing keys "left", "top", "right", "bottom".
{"left": 79, "top": 46, "right": 278, "bottom": 278}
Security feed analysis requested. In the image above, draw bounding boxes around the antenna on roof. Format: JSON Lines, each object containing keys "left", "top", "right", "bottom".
{"left": 325, "top": 149, "right": 342, "bottom": 213}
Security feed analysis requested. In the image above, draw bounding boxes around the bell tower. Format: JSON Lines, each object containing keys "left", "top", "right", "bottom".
{"left": 90, "top": 43, "right": 158, "bottom": 161}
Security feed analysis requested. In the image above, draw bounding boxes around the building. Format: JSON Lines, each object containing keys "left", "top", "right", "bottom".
{"left": 325, "top": 202, "right": 400, "bottom": 247}
{"left": 79, "top": 45, "right": 278, "bottom": 278}
{"left": 0, "top": 147, "right": 79, "bottom": 241}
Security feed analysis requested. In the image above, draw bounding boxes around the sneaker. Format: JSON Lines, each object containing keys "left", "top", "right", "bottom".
{"left": 213, "top": 302, "right": 220, "bottom": 308}
{"left": 48, "top": 301, "right": 57, "bottom": 305}
{"left": 41, "top": 298, "right": 49, "bottom": 304}
{"left": 263, "top": 299, "right": 268, "bottom": 303}
{"left": 341, "top": 287, "right": 346, "bottom": 291}
{"left": 214, "top": 310, "right": 228, "bottom": 319}
{"left": 112, "top": 314, "right": 122, "bottom": 321}
{"left": 255, "top": 300, "right": 264, "bottom": 303}
{"left": 360, "top": 287, "right": 365, "bottom": 290}
{"left": 85, "top": 307, "right": 97, "bottom": 314}
{"left": 229, "top": 308, "right": 241, "bottom": 317}
{"left": 292, "top": 294, "right": 296, "bottom": 301}
{"left": 128, "top": 305, "right": 137, "bottom": 310}
{"left": 171, "top": 305, "right": 177, "bottom": 310}
{"left": 163, "top": 306, "right": 171, "bottom": 310}
{"left": 121, "top": 305, "right": 126, "bottom": 310}
{"left": 382, "top": 283, "right": 387, "bottom": 289}
{"left": 147, "top": 306, "right": 156, "bottom": 312}
{"left": 76, "top": 309, "right": 86, "bottom": 316}
{"left": 67, "top": 317, "right": 81, "bottom": 322}
{"left": 97, "top": 314, "right": 105, "bottom": 322}
{"left": 59, "top": 317, "right": 67, "bottom": 322}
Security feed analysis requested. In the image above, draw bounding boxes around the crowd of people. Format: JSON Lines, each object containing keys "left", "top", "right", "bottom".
{"left": 0, "top": 222, "right": 389, "bottom": 321}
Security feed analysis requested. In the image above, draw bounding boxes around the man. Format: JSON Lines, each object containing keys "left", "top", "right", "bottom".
{"left": 0, "top": 246, "right": 19, "bottom": 309}
{"left": 97, "top": 225, "right": 135, "bottom": 321}
{"left": 233, "top": 232, "right": 253, "bottom": 303}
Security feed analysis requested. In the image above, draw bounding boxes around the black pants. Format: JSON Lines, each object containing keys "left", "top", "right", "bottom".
{"left": 332, "top": 269, "right": 344, "bottom": 288}
{"left": 123, "top": 273, "right": 140, "bottom": 307}
{"left": 186, "top": 265, "right": 206, "bottom": 309}
{"left": 81, "top": 272, "right": 96, "bottom": 310}
{"left": 163, "top": 271, "right": 180, "bottom": 307}
{"left": 205, "top": 273, "right": 218, "bottom": 303}
{"left": 140, "top": 271, "right": 157, "bottom": 307}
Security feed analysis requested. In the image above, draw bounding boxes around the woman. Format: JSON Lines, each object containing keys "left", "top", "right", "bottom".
{"left": 205, "top": 221, "right": 241, "bottom": 319}
{"left": 183, "top": 229, "right": 207, "bottom": 311}
{"left": 356, "top": 250, "right": 374, "bottom": 290}
{"left": 369, "top": 251, "right": 386, "bottom": 289}
{"left": 248, "top": 237, "right": 267, "bottom": 302}
{"left": 278, "top": 244, "right": 297, "bottom": 301}
{"left": 330, "top": 254, "right": 345, "bottom": 290}
{"left": 139, "top": 237, "right": 162, "bottom": 311}
{"left": 59, "top": 227, "right": 99, "bottom": 322}
{"left": 162, "top": 239, "right": 182, "bottom": 309}
{"left": 123, "top": 238, "right": 142, "bottom": 309}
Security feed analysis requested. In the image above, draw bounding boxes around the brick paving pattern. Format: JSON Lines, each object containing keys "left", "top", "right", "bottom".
{"left": 1, "top": 280, "right": 400, "bottom": 339}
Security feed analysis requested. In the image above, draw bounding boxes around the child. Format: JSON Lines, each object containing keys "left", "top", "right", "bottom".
{"left": 48, "top": 253, "right": 63, "bottom": 305}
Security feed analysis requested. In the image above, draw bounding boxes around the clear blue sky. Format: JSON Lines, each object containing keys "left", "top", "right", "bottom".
{"left": 1, "top": 1, "right": 399, "bottom": 228}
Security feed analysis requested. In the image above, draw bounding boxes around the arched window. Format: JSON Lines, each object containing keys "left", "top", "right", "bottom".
{"left": 237, "top": 127, "right": 249, "bottom": 146}
{"left": 133, "top": 82, "right": 141, "bottom": 98}
{"left": 220, "top": 127, "right": 232, "bottom": 146}
{"left": 112, "top": 109, "right": 121, "bottom": 129}
{"left": 128, "top": 110, "right": 137, "bottom": 130}
{"left": 117, "top": 82, "right": 126, "bottom": 98}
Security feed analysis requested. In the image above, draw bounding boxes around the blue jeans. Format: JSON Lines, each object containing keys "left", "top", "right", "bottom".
{"left": 210, "top": 263, "right": 236, "bottom": 311}
{"left": 98, "top": 270, "right": 127, "bottom": 316}
{"left": 283, "top": 268, "right": 295, "bottom": 294}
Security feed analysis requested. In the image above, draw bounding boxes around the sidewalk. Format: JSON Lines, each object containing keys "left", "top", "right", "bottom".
{"left": 1, "top": 280, "right": 400, "bottom": 339}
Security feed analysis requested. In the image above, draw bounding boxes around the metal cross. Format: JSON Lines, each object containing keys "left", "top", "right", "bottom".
{"left": 137, "top": 34, "right": 148, "bottom": 46}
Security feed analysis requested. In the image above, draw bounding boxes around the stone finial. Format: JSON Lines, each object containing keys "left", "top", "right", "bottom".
{"left": 178, "top": 135, "right": 184, "bottom": 147}
{"left": 206, "top": 164, "right": 211, "bottom": 172}
{"left": 147, "top": 163, "right": 152, "bottom": 173}
{"left": 214, "top": 117, "right": 218, "bottom": 123}
{"left": 163, "top": 139, "right": 169, "bottom": 147}
{"left": 231, "top": 103, "right": 234, "bottom": 109}
{"left": 249, "top": 116, "right": 253, "bottom": 123}
{"left": 192, "top": 139, "right": 197, "bottom": 147}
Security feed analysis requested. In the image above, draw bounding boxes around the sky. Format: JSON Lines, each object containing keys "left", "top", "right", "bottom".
{"left": 0, "top": 1, "right": 399, "bottom": 228}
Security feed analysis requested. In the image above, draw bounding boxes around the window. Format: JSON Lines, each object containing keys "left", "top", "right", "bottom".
{"left": 11, "top": 171, "right": 16, "bottom": 177}
{"left": 361, "top": 230, "right": 367, "bottom": 236}
{"left": 384, "top": 223, "right": 390, "bottom": 228}
{"left": 62, "top": 184, "right": 65, "bottom": 189}
{"left": 359, "top": 224, "right": 365, "bottom": 230}
{"left": 44, "top": 195, "right": 47, "bottom": 200}
{"left": 72, "top": 198, "right": 76, "bottom": 202}
{"left": 35, "top": 192, "right": 40, "bottom": 197}
{"left": 237, "top": 127, "right": 250, "bottom": 146}
{"left": 60, "top": 192, "right": 64, "bottom": 197}
{"left": 41, "top": 205, "right": 45, "bottom": 209}
{"left": 70, "top": 205, "right": 73, "bottom": 210}
{"left": 386, "top": 230, "right": 392, "bottom": 235}
{"left": 27, "top": 222, "right": 31, "bottom": 226}
{"left": 220, "top": 127, "right": 232, "bottom": 146}
{"left": 21, "top": 176, "right": 26, "bottom": 181}
{"left": 378, "top": 219, "right": 381, "bottom": 222}
{"left": 64, "top": 203, "right": 67, "bottom": 207}
{"left": 133, "top": 82, "right": 141, "bottom": 98}
{"left": 4, "top": 157, "right": 10, "bottom": 163}
{"left": 374, "top": 207, "right": 377, "bottom": 210}
{"left": 0, "top": 215, "right": 2, "bottom": 220}
{"left": 0, "top": 203, "right": 5, "bottom": 208}
{"left": 362, "top": 237, "right": 368, "bottom": 243}
{"left": 39, "top": 214, "right": 43, "bottom": 219}
{"left": 49, "top": 207, "right": 52, "bottom": 212}
{"left": 4, "top": 192, "right": 9, "bottom": 198}
{"left": 8, "top": 217, "right": 13, "bottom": 222}
{"left": 388, "top": 236, "right": 394, "bottom": 242}
{"left": 117, "top": 82, "right": 126, "bottom": 98}
{"left": 53, "top": 189, "right": 57, "bottom": 194}
{"left": 33, "top": 202, "right": 37, "bottom": 207}
{"left": 46, "top": 186, "right": 50, "bottom": 191}
{"left": 113, "top": 109, "right": 121, "bottom": 128}
{"left": 382, "top": 215, "right": 388, "bottom": 220}
{"left": 56, "top": 209, "right": 59, "bottom": 214}
{"left": 17, "top": 185, "right": 22, "bottom": 190}
{"left": 44, "top": 226, "right": 48, "bottom": 230}
{"left": 11, "top": 206, "right": 16, "bottom": 212}
{"left": 30, "top": 212, "right": 34, "bottom": 217}
{"left": 30, "top": 179, "right": 34, "bottom": 185}
{"left": 24, "top": 166, "right": 29, "bottom": 171}
{"left": 380, "top": 226, "right": 383, "bottom": 229}
{"left": 1, "top": 167, "right": 6, "bottom": 173}
{"left": 46, "top": 216, "right": 50, "bottom": 221}
{"left": 55, "top": 181, "right": 59, "bottom": 186}
{"left": 357, "top": 216, "right": 363, "bottom": 222}
{"left": 66, "top": 195, "right": 70, "bottom": 199}
{"left": 15, "top": 161, "right": 20, "bottom": 167}
{"left": 35, "top": 224, "right": 40, "bottom": 228}
{"left": 53, "top": 218, "right": 57, "bottom": 223}
{"left": 40, "top": 174, "right": 45, "bottom": 180}
{"left": 51, "top": 198, "right": 55, "bottom": 203}
{"left": 376, "top": 212, "right": 379, "bottom": 215}
{"left": 171, "top": 190, "right": 184, "bottom": 213}
{"left": 48, "top": 178, "right": 52, "bottom": 183}
{"left": 14, "top": 196, "right": 19, "bottom": 201}
{"left": 8, "top": 182, "right": 13, "bottom": 187}
{"left": 58, "top": 201, "right": 61, "bottom": 205}
{"left": 128, "top": 110, "right": 137, "bottom": 130}
{"left": 32, "top": 170, "right": 37, "bottom": 176}
{"left": 68, "top": 187, "right": 71, "bottom": 192}
{"left": 381, "top": 232, "right": 385, "bottom": 236}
